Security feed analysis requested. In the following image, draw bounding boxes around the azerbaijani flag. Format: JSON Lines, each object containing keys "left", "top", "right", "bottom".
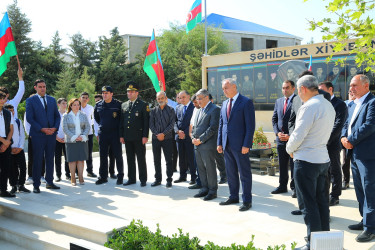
{"left": 0, "top": 12, "right": 17, "bottom": 77}
{"left": 143, "top": 30, "right": 165, "bottom": 92}
{"left": 308, "top": 55, "right": 312, "bottom": 71}
{"left": 186, "top": 0, "right": 202, "bottom": 34}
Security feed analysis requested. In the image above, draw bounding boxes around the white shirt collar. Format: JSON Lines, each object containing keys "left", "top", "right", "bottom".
{"left": 354, "top": 91, "right": 370, "bottom": 105}
{"left": 69, "top": 110, "right": 80, "bottom": 117}
{"left": 330, "top": 94, "right": 335, "bottom": 100}
{"left": 184, "top": 101, "right": 191, "bottom": 107}
{"left": 231, "top": 92, "right": 239, "bottom": 102}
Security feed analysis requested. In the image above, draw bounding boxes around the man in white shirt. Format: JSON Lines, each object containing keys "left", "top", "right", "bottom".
{"left": 0, "top": 68, "right": 25, "bottom": 119}
{"left": 80, "top": 92, "right": 97, "bottom": 177}
{"left": 4, "top": 104, "right": 30, "bottom": 194}
{"left": 0, "top": 91, "right": 15, "bottom": 197}
{"left": 55, "top": 98, "right": 69, "bottom": 181}
{"left": 286, "top": 75, "right": 335, "bottom": 250}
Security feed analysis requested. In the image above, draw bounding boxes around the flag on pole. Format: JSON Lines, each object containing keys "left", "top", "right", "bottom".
{"left": 186, "top": 0, "right": 202, "bottom": 34}
{"left": 0, "top": 12, "right": 17, "bottom": 77}
{"left": 308, "top": 55, "right": 312, "bottom": 71}
{"left": 143, "top": 30, "right": 165, "bottom": 92}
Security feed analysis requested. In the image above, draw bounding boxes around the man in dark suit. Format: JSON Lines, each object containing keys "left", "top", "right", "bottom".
{"left": 342, "top": 74, "right": 375, "bottom": 242}
{"left": 174, "top": 90, "right": 197, "bottom": 184}
{"left": 192, "top": 89, "right": 220, "bottom": 201}
{"left": 26, "top": 79, "right": 61, "bottom": 193}
{"left": 271, "top": 80, "right": 296, "bottom": 195}
{"left": 318, "top": 81, "right": 348, "bottom": 206}
{"left": 217, "top": 78, "right": 255, "bottom": 211}
{"left": 120, "top": 82, "right": 149, "bottom": 187}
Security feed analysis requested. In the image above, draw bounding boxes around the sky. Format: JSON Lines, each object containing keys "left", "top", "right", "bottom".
{"left": 0, "top": 0, "right": 334, "bottom": 49}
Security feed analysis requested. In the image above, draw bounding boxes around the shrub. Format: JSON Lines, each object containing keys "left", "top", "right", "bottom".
{"left": 105, "top": 220, "right": 295, "bottom": 250}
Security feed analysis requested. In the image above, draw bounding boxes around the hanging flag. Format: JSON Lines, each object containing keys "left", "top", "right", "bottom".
{"left": 0, "top": 12, "right": 17, "bottom": 77}
{"left": 186, "top": 0, "right": 202, "bottom": 34}
{"left": 143, "top": 30, "right": 165, "bottom": 92}
{"left": 308, "top": 55, "right": 312, "bottom": 71}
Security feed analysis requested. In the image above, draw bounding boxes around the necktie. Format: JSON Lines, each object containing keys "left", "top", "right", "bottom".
{"left": 183, "top": 106, "right": 187, "bottom": 116}
{"left": 42, "top": 96, "right": 48, "bottom": 113}
{"left": 129, "top": 101, "right": 133, "bottom": 110}
{"left": 227, "top": 98, "right": 233, "bottom": 119}
{"left": 283, "top": 97, "right": 288, "bottom": 114}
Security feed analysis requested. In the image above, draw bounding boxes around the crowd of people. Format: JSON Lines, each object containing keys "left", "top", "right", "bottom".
{"left": 0, "top": 68, "right": 374, "bottom": 249}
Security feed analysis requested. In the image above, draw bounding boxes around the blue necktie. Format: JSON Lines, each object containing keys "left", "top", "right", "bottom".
{"left": 183, "top": 106, "right": 187, "bottom": 116}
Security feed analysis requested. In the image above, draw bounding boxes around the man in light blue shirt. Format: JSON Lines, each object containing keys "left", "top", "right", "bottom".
{"left": 286, "top": 75, "right": 335, "bottom": 250}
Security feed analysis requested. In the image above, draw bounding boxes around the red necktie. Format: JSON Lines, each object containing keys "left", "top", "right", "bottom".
{"left": 283, "top": 97, "right": 289, "bottom": 114}
{"left": 227, "top": 98, "right": 233, "bottom": 119}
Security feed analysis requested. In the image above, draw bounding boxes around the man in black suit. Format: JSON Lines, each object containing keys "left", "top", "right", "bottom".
{"left": 318, "top": 81, "right": 348, "bottom": 206}
{"left": 174, "top": 90, "right": 197, "bottom": 184}
{"left": 271, "top": 80, "right": 296, "bottom": 195}
{"left": 191, "top": 89, "right": 221, "bottom": 201}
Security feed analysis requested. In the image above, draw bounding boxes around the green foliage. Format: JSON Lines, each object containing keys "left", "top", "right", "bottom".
{"left": 253, "top": 127, "right": 269, "bottom": 145}
{"left": 54, "top": 66, "right": 78, "bottom": 99}
{"left": 69, "top": 33, "right": 98, "bottom": 75}
{"left": 306, "top": 0, "right": 375, "bottom": 71}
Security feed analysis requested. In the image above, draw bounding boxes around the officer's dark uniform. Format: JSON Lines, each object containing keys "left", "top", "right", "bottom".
{"left": 94, "top": 86, "right": 124, "bottom": 184}
{"left": 120, "top": 82, "right": 149, "bottom": 186}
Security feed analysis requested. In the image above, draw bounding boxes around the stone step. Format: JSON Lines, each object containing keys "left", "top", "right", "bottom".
{"left": 0, "top": 239, "right": 28, "bottom": 250}
{"left": 0, "top": 198, "right": 127, "bottom": 245}
{"left": 0, "top": 216, "right": 73, "bottom": 249}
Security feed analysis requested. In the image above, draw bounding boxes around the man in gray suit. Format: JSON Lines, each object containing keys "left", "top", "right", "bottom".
{"left": 191, "top": 89, "right": 221, "bottom": 201}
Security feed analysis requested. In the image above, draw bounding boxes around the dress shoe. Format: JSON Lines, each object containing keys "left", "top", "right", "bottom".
{"left": 173, "top": 178, "right": 187, "bottom": 183}
{"left": 65, "top": 175, "right": 71, "bottom": 180}
{"left": 79, "top": 182, "right": 85, "bottom": 185}
{"left": 55, "top": 176, "right": 61, "bottom": 182}
{"left": 348, "top": 221, "right": 364, "bottom": 230}
{"left": 18, "top": 185, "right": 30, "bottom": 193}
{"left": 291, "top": 210, "right": 302, "bottom": 215}
{"left": 140, "top": 182, "right": 147, "bottom": 187}
{"left": 189, "top": 180, "right": 196, "bottom": 185}
{"left": 239, "top": 202, "right": 252, "bottom": 211}
{"left": 218, "top": 178, "right": 227, "bottom": 184}
{"left": 294, "top": 244, "right": 310, "bottom": 250}
{"left": 123, "top": 181, "right": 136, "bottom": 186}
{"left": 355, "top": 230, "right": 375, "bottom": 242}
{"left": 110, "top": 173, "right": 117, "bottom": 179}
{"left": 342, "top": 182, "right": 349, "bottom": 190}
{"left": 271, "top": 187, "right": 288, "bottom": 194}
{"left": 10, "top": 186, "right": 17, "bottom": 195}
{"left": 87, "top": 172, "right": 97, "bottom": 178}
{"left": 203, "top": 193, "right": 217, "bottom": 201}
{"left": 194, "top": 192, "right": 208, "bottom": 198}
{"left": 219, "top": 198, "right": 239, "bottom": 205}
{"left": 188, "top": 184, "right": 202, "bottom": 189}
{"left": 166, "top": 182, "right": 172, "bottom": 188}
{"left": 151, "top": 181, "right": 161, "bottom": 187}
{"left": 0, "top": 191, "right": 16, "bottom": 197}
{"left": 291, "top": 189, "right": 297, "bottom": 198}
{"left": 96, "top": 178, "right": 108, "bottom": 185}
{"left": 116, "top": 179, "right": 123, "bottom": 185}
{"left": 329, "top": 196, "right": 339, "bottom": 206}
{"left": 33, "top": 187, "right": 40, "bottom": 193}
{"left": 46, "top": 183, "right": 60, "bottom": 189}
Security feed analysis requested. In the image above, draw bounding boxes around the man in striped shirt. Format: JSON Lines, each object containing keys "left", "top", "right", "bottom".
{"left": 149, "top": 91, "right": 176, "bottom": 188}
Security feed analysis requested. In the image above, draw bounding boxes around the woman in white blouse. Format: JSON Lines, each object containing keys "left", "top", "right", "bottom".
{"left": 62, "top": 98, "right": 90, "bottom": 185}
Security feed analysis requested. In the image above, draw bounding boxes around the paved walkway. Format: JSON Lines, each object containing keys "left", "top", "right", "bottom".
{"left": 2, "top": 147, "right": 375, "bottom": 249}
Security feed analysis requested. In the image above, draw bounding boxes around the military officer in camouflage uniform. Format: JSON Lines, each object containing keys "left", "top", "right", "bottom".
{"left": 94, "top": 86, "right": 124, "bottom": 185}
{"left": 120, "top": 82, "right": 150, "bottom": 187}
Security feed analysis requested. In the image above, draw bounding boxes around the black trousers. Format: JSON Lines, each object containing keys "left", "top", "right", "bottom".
{"left": 9, "top": 150, "right": 27, "bottom": 186}
{"left": 341, "top": 148, "right": 351, "bottom": 184}
{"left": 177, "top": 137, "right": 197, "bottom": 181}
{"left": 86, "top": 134, "right": 94, "bottom": 173}
{"left": 27, "top": 136, "right": 45, "bottom": 178}
{"left": 109, "top": 146, "right": 116, "bottom": 175}
{"left": 152, "top": 138, "right": 173, "bottom": 182}
{"left": 0, "top": 146, "right": 11, "bottom": 192}
{"left": 172, "top": 137, "right": 178, "bottom": 171}
{"left": 99, "top": 132, "right": 124, "bottom": 180}
{"left": 55, "top": 141, "right": 69, "bottom": 177}
{"left": 277, "top": 144, "right": 294, "bottom": 190}
{"left": 328, "top": 145, "right": 342, "bottom": 198}
{"left": 125, "top": 140, "right": 147, "bottom": 183}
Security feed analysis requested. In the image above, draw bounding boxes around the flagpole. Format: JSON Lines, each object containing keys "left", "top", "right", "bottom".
{"left": 16, "top": 55, "right": 21, "bottom": 70}
{"left": 204, "top": 0, "right": 207, "bottom": 56}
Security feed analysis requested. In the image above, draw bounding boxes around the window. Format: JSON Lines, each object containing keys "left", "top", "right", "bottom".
{"left": 241, "top": 38, "right": 254, "bottom": 51}
{"left": 266, "top": 40, "right": 278, "bottom": 49}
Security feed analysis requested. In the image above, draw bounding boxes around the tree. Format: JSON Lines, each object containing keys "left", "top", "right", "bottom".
{"left": 54, "top": 66, "right": 77, "bottom": 99}
{"left": 306, "top": 0, "right": 375, "bottom": 71}
{"left": 69, "top": 33, "right": 98, "bottom": 75}
{"left": 74, "top": 67, "right": 96, "bottom": 106}
{"left": 95, "top": 27, "right": 128, "bottom": 94}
